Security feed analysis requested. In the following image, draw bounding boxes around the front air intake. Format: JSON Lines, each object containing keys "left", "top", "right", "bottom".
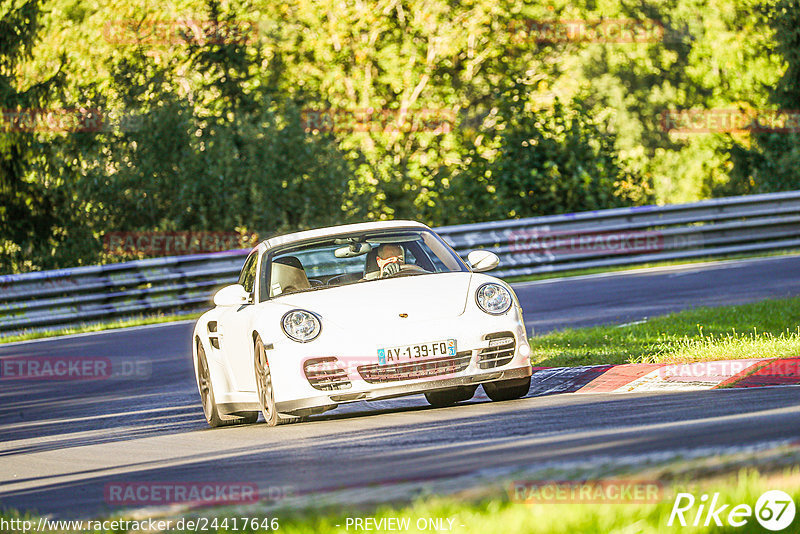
{"left": 357, "top": 351, "right": 472, "bottom": 383}
{"left": 304, "top": 358, "right": 352, "bottom": 391}
{"left": 477, "top": 332, "right": 516, "bottom": 369}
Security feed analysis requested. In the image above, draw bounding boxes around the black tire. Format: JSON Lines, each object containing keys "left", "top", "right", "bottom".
{"left": 482, "top": 377, "right": 531, "bottom": 402}
{"left": 231, "top": 411, "right": 260, "bottom": 424}
{"left": 424, "top": 385, "right": 478, "bottom": 407}
{"left": 277, "top": 415, "right": 309, "bottom": 425}
{"left": 196, "top": 341, "right": 259, "bottom": 427}
{"left": 254, "top": 336, "right": 279, "bottom": 426}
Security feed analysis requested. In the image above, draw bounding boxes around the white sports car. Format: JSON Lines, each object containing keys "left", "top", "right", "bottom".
{"left": 192, "top": 220, "right": 532, "bottom": 427}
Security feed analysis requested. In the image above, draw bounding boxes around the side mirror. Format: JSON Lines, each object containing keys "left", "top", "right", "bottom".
{"left": 467, "top": 250, "right": 499, "bottom": 273}
{"left": 213, "top": 284, "right": 251, "bottom": 306}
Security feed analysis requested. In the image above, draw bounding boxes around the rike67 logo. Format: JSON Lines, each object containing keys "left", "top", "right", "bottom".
{"left": 668, "top": 490, "right": 796, "bottom": 531}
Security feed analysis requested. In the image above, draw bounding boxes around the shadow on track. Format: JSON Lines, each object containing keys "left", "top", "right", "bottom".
{"left": 3, "top": 387, "right": 799, "bottom": 520}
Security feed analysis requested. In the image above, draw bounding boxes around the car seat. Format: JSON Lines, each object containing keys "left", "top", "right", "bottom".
{"left": 363, "top": 249, "right": 380, "bottom": 280}
{"left": 271, "top": 256, "right": 311, "bottom": 295}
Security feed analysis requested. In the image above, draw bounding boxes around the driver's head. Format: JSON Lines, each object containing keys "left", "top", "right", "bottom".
{"left": 376, "top": 243, "right": 404, "bottom": 275}
{"left": 377, "top": 243, "right": 403, "bottom": 262}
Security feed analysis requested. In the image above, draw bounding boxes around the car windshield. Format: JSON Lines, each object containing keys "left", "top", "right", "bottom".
{"left": 263, "top": 229, "right": 467, "bottom": 299}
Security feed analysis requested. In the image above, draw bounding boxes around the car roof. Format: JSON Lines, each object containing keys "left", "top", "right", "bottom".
{"left": 261, "top": 220, "right": 431, "bottom": 251}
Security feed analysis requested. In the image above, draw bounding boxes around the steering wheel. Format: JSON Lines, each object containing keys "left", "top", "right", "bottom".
{"left": 381, "top": 264, "right": 428, "bottom": 278}
{"left": 326, "top": 273, "right": 349, "bottom": 286}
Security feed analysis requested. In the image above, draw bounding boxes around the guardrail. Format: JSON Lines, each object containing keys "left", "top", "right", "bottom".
{"left": 2, "top": 191, "right": 800, "bottom": 334}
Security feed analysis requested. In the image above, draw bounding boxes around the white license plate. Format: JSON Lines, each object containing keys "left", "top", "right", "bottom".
{"left": 378, "top": 339, "right": 457, "bottom": 365}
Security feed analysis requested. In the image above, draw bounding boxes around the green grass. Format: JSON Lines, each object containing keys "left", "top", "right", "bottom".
{"left": 504, "top": 249, "right": 800, "bottom": 283}
{"left": 5, "top": 468, "right": 795, "bottom": 533}
{"left": 261, "top": 471, "right": 800, "bottom": 534}
{"left": 0, "top": 312, "right": 202, "bottom": 344}
{"left": 530, "top": 296, "right": 800, "bottom": 367}
{"left": 278, "top": 472, "right": 796, "bottom": 534}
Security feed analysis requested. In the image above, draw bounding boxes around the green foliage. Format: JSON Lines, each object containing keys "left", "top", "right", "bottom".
{"left": 261, "top": 0, "right": 565, "bottom": 222}
{"left": 1, "top": 0, "right": 797, "bottom": 272}
{"left": 721, "top": 0, "right": 800, "bottom": 196}
{"left": 64, "top": 9, "right": 358, "bottom": 259}
{"left": 0, "top": 0, "right": 68, "bottom": 273}
{"left": 437, "top": 87, "right": 650, "bottom": 224}
{"left": 572, "top": 0, "right": 783, "bottom": 202}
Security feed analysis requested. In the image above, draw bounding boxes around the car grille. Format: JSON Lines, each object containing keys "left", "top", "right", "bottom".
{"left": 477, "top": 332, "right": 516, "bottom": 369}
{"left": 357, "top": 351, "right": 472, "bottom": 383}
{"left": 304, "top": 358, "right": 352, "bottom": 391}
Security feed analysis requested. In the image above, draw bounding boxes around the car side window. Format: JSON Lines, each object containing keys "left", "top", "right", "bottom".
{"left": 238, "top": 252, "right": 258, "bottom": 296}
{"left": 258, "top": 252, "right": 270, "bottom": 303}
{"left": 405, "top": 241, "right": 436, "bottom": 271}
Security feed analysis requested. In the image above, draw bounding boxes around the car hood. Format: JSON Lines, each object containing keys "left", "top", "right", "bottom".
{"left": 268, "top": 271, "right": 473, "bottom": 327}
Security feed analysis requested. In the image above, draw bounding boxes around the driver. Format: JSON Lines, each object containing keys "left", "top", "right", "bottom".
{"left": 376, "top": 243, "right": 405, "bottom": 278}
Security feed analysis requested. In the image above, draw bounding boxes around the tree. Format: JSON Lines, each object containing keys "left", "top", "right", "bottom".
{"left": 4, "top": 0, "right": 788, "bottom": 272}
{"left": 257, "top": 0, "right": 567, "bottom": 221}
{"left": 723, "top": 0, "right": 800, "bottom": 195}
{"left": 571, "top": 0, "right": 783, "bottom": 202}
{"left": 435, "top": 84, "right": 648, "bottom": 224}
{"left": 63, "top": 0, "right": 358, "bottom": 263}
{"left": 0, "top": 0, "right": 66, "bottom": 272}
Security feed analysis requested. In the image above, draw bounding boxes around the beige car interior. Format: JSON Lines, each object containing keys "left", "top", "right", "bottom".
{"left": 270, "top": 256, "right": 311, "bottom": 296}
{"left": 363, "top": 248, "right": 381, "bottom": 280}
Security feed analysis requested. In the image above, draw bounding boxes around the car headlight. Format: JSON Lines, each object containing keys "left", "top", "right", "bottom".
{"left": 281, "top": 309, "right": 322, "bottom": 342}
{"left": 476, "top": 283, "right": 512, "bottom": 315}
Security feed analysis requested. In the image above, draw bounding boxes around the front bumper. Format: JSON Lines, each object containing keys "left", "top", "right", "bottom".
{"left": 275, "top": 364, "right": 532, "bottom": 414}
{"left": 216, "top": 306, "right": 532, "bottom": 416}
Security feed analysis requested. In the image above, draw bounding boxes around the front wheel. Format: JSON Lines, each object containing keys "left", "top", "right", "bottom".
{"left": 196, "top": 341, "right": 258, "bottom": 427}
{"left": 254, "top": 336, "right": 279, "bottom": 426}
{"left": 482, "top": 377, "right": 531, "bottom": 402}
{"left": 424, "top": 385, "right": 478, "bottom": 407}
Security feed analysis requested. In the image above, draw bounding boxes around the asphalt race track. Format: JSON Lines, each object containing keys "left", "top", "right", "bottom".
{"left": 2, "top": 255, "right": 800, "bottom": 519}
